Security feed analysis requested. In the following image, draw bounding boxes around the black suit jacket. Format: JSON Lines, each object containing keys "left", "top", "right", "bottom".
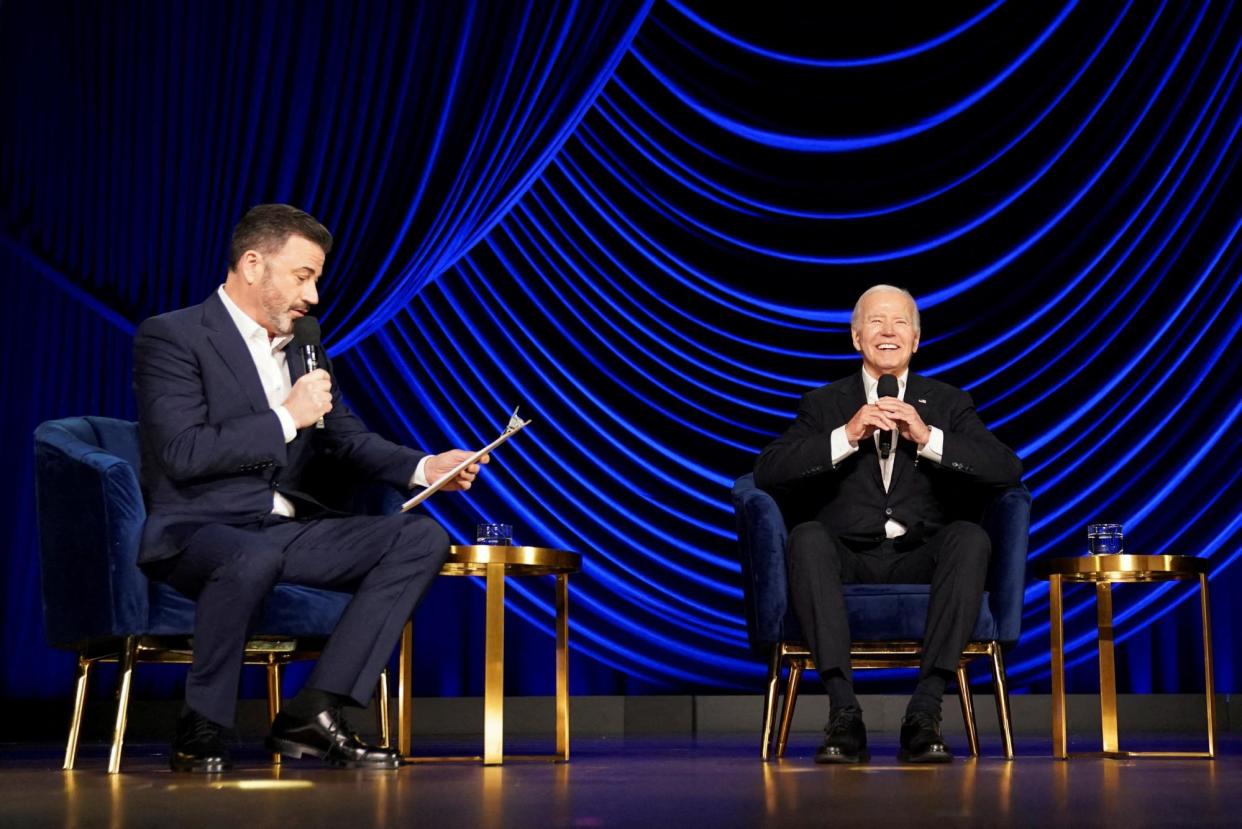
{"left": 753, "top": 371, "right": 1022, "bottom": 546}
{"left": 132, "top": 292, "right": 426, "bottom": 563}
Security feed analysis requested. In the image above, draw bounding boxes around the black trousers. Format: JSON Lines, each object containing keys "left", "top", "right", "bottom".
{"left": 786, "top": 520, "right": 991, "bottom": 684}
{"left": 151, "top": 511, "right": 450, "bottom": 726}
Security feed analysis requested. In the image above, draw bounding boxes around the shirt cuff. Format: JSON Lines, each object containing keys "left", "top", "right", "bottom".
{"left": 830, "top": 425, "right": 860, "bottom": 468}
{"left": 410, "top": 456, "right": 431, "bottom": 489}
{"left": 918, "top": 426, "right": 944, "bottom": 464}
{"left": 275, "top": 406, "right": 297, "bottom": 443}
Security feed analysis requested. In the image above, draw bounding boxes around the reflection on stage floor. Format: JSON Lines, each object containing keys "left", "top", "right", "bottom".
{"left": 4, "top": 733, "right": 1240, "bottom": 827}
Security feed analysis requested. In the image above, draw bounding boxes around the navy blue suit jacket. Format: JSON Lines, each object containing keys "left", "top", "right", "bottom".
{"left": 133, "top": 292, "right": 426, "bottom": 564}
{"left": 754, "top": 371, "right": 1023, "bottom": 546}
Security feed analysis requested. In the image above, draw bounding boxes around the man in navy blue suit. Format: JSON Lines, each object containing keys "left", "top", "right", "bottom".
{"left": 134, "top": 204, "right": 487, "bottom": 772}
{"left": 755, "top": 286, "right": 1022, "bottom": 765}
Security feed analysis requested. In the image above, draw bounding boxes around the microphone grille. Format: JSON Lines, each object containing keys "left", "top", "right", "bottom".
{"left": 292, "top": 315, "right": 321, "bottom": 345}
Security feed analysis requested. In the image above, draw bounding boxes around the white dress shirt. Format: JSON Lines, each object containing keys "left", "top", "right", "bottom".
{"left": 217, "top": 286, "right": 301, "bottom": 516}
{"left": 828, "top": 368, "right": 945, "bottom": 539}
{"left": 217, "top": 286, "right": 430, "bottom": 517}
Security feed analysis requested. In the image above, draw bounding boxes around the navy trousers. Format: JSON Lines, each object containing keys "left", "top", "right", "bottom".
{"left": 785, "top": 520, "right": 991, "bottom": 684}
{"left": 151, "top": 511, "right": 450, "bottom": 726}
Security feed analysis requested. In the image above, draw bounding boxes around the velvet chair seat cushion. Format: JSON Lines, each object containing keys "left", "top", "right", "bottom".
{"left": 147, "top": 582, "right": 353, "bottom": 638}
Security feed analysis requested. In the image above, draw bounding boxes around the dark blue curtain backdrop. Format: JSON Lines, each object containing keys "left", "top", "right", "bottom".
{"left": 3, "top": 2, "right": 1240, "bottom": 704}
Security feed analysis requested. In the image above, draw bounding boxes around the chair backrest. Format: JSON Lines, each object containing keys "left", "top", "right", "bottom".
{"left": 34, "top": 417, "right": 150, "bottom": 647}
{"left": 732, "top": 473, "right": 1031, "bottom": 652}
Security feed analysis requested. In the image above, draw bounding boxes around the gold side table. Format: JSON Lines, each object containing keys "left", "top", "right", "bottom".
{"left": 1038, "top": 554, "right": 1215, "bottom": 759}
{"left": 396, "top": 544, "right": 581, "bottom": 765}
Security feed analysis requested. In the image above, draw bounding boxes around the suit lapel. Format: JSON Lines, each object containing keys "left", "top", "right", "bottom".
{"left": 201, "top": 292, "right": 270, "bottom": 416}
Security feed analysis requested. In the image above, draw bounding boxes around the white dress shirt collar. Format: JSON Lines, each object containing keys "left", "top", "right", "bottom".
{"left": 861, "top": 367, "right": 908, "bottom": 402}
{"left": 217, "top": 285, "right": 294, "bottom": 353}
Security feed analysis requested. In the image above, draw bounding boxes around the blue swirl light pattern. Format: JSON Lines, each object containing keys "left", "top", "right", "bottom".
{"left": 2, "top": 2, "right": 1239, "bottom": 699}
{"left": 342, "top": 1, "right": 1242, "bottom": 693}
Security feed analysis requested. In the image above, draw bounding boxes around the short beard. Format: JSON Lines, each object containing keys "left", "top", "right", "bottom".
{"left": 258, "top": 267, "right": 292, "bottom": 336}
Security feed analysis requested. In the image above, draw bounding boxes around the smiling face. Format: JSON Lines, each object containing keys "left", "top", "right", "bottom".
{"left": 228, "top": 233, "right": 324, "bottom": 337}
{"left": 851, "top": 289, "right": 920, "bottom": 378}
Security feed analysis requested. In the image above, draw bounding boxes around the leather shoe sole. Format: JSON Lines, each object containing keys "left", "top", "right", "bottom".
{"left": 265, "top": 735, "right": 400, "bottom": 769}
{"left": 898, "top": 742, "right": 953, "bottom": 763}
{"left": 170, "top": 752, "right": 232, "bottom": 773}
{"left": 815, "top": 745, "right": 870, "bottom": 764}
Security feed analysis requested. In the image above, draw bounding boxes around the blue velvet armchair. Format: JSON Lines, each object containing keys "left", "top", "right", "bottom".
{"left": 732, "top": 473, "right": 1030, "bottom": 760}
{"left": 34, "top": 416, "right": 402, "bottom": 773}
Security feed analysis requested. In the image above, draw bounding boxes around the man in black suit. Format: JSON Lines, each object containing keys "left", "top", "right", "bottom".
{"left": 754, "top": 285, "right": 1022, "bottom": 764}
{"left": 134, "top": 204, "right": 488, "bottom": 772}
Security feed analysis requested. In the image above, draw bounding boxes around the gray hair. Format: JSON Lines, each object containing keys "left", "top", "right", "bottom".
{"left": 850, "top": 284, "right": 921, "bottom": 334}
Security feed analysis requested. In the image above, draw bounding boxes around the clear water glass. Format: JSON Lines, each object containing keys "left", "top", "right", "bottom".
{"left": 1087, "top": 523, "right": 1124, "bottom": 555}
{"left": 476, "top": 523, "right": 514, "bottom": 546}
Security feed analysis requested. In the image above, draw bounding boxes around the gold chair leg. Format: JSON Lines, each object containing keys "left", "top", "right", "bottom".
{"left": 398, "top": 620, "right": 413, "bottom": 757}
{"left": 957, "top": 665, "right": 979, "bottom": 757}
{"left": 760, "top": 645, "right": 782, "bottom": 761}
{"left": 376, "top": 668, "right": 391, "bottom": 749}
{"left": 776, "top": 659, "right": 803, "bottom": 759}
{"left": 267, "top": 658, "right": 282, "bottom": 765}
{"left": 107, "top": 637, "right": 137, "bottom": 775}
{"left": 990, "top": 643, "right": 1015, "bottom": 760}
{"left": 64, "top": 653, "right": 92, "bottom": 770}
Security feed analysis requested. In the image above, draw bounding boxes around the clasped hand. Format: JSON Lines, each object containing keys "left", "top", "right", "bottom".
{"left": 844, "top": 398, "right": 931, "bottom": 447}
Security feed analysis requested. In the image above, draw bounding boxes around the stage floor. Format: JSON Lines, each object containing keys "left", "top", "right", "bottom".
{"left": 3, "top": 733, "right": 1238, "bottom": 827}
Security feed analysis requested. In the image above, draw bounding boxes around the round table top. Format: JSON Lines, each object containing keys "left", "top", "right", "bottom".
{"left": 1038, "top": 554, "right": 1208, "bottom": 583}
{"left": 441, "top": 544, "right": 582, "bottom": 577}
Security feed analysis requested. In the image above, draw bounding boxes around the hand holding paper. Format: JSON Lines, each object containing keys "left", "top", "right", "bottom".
{"left": 424, "top": 449, "right": 490, "bottom": 491}
{"left": 401, "top": 407, "right": 532, "bottom": 512}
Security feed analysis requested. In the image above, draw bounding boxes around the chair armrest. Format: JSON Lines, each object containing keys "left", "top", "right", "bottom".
{"left": 981, "top": 483, "right": 1031, "bottom": 644}
{"left": 34, "top": 423, "right": 149, "bottom": 647}
{"left": 732, "top": 474, "right": 790, "bottom": 653}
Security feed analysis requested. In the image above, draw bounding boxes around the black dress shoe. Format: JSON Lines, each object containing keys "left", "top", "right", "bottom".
{"left": 267, "top": 707, "right": 400, "bottom": 769}
{"left": 815, "top": 706, "right": 869, "bottom": 764}
{"left": 898, "top": 711, "right": 953, "bottom": 763}
{"left": 170, "top": 709, "right": 233, "bottom": 773}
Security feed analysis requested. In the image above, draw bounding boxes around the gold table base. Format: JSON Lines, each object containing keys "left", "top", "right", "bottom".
{"left": 1041, "top": 554, "right": 1215, "bottom": 759}
{"left": 398, "top": 545, "right": 581, "bottom": 765}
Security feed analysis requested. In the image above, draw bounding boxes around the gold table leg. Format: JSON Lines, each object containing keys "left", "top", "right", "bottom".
{"left": 1096, "top": 583, "right": 1119, "bottom": 754}
{"left": 1200, "top": 573, "right": 1216, "bottom": 758}
{"left": 1049, "top": 574, "right": 1067, "bottom": 759}
{"left": 399, "top": 620, "right": 413, "bottom": 757}
{"left": 555, "top": 573, "right": 570, "bottom": 762}
{"left": 484, "top": 562, "right": 505, "bottom": 765}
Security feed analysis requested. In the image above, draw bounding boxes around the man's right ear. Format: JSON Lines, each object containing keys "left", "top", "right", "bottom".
{"left": 238, "top": 250, "right": 263, "bottom": 284}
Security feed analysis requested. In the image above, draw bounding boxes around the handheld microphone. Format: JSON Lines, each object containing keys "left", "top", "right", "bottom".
{"left": 292, "top": 316, "right": 326, "bottom": 430}
{"left": 877, "top": 373, "right": 898, "bottom": 459}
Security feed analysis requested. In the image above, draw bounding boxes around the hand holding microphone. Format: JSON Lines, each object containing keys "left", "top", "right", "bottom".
{"left": 876, "top": 374, "right": 899, "bottom": 458}
{"left": 288, "top": 316, "right": 331, "bottom": 429}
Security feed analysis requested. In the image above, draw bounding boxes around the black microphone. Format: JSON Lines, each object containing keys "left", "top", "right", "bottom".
{"left": 877, "top": 373, "right": 898, "bottom": 459}
{"left": 292, "top": 315, "right": 326, "bottom": 430}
